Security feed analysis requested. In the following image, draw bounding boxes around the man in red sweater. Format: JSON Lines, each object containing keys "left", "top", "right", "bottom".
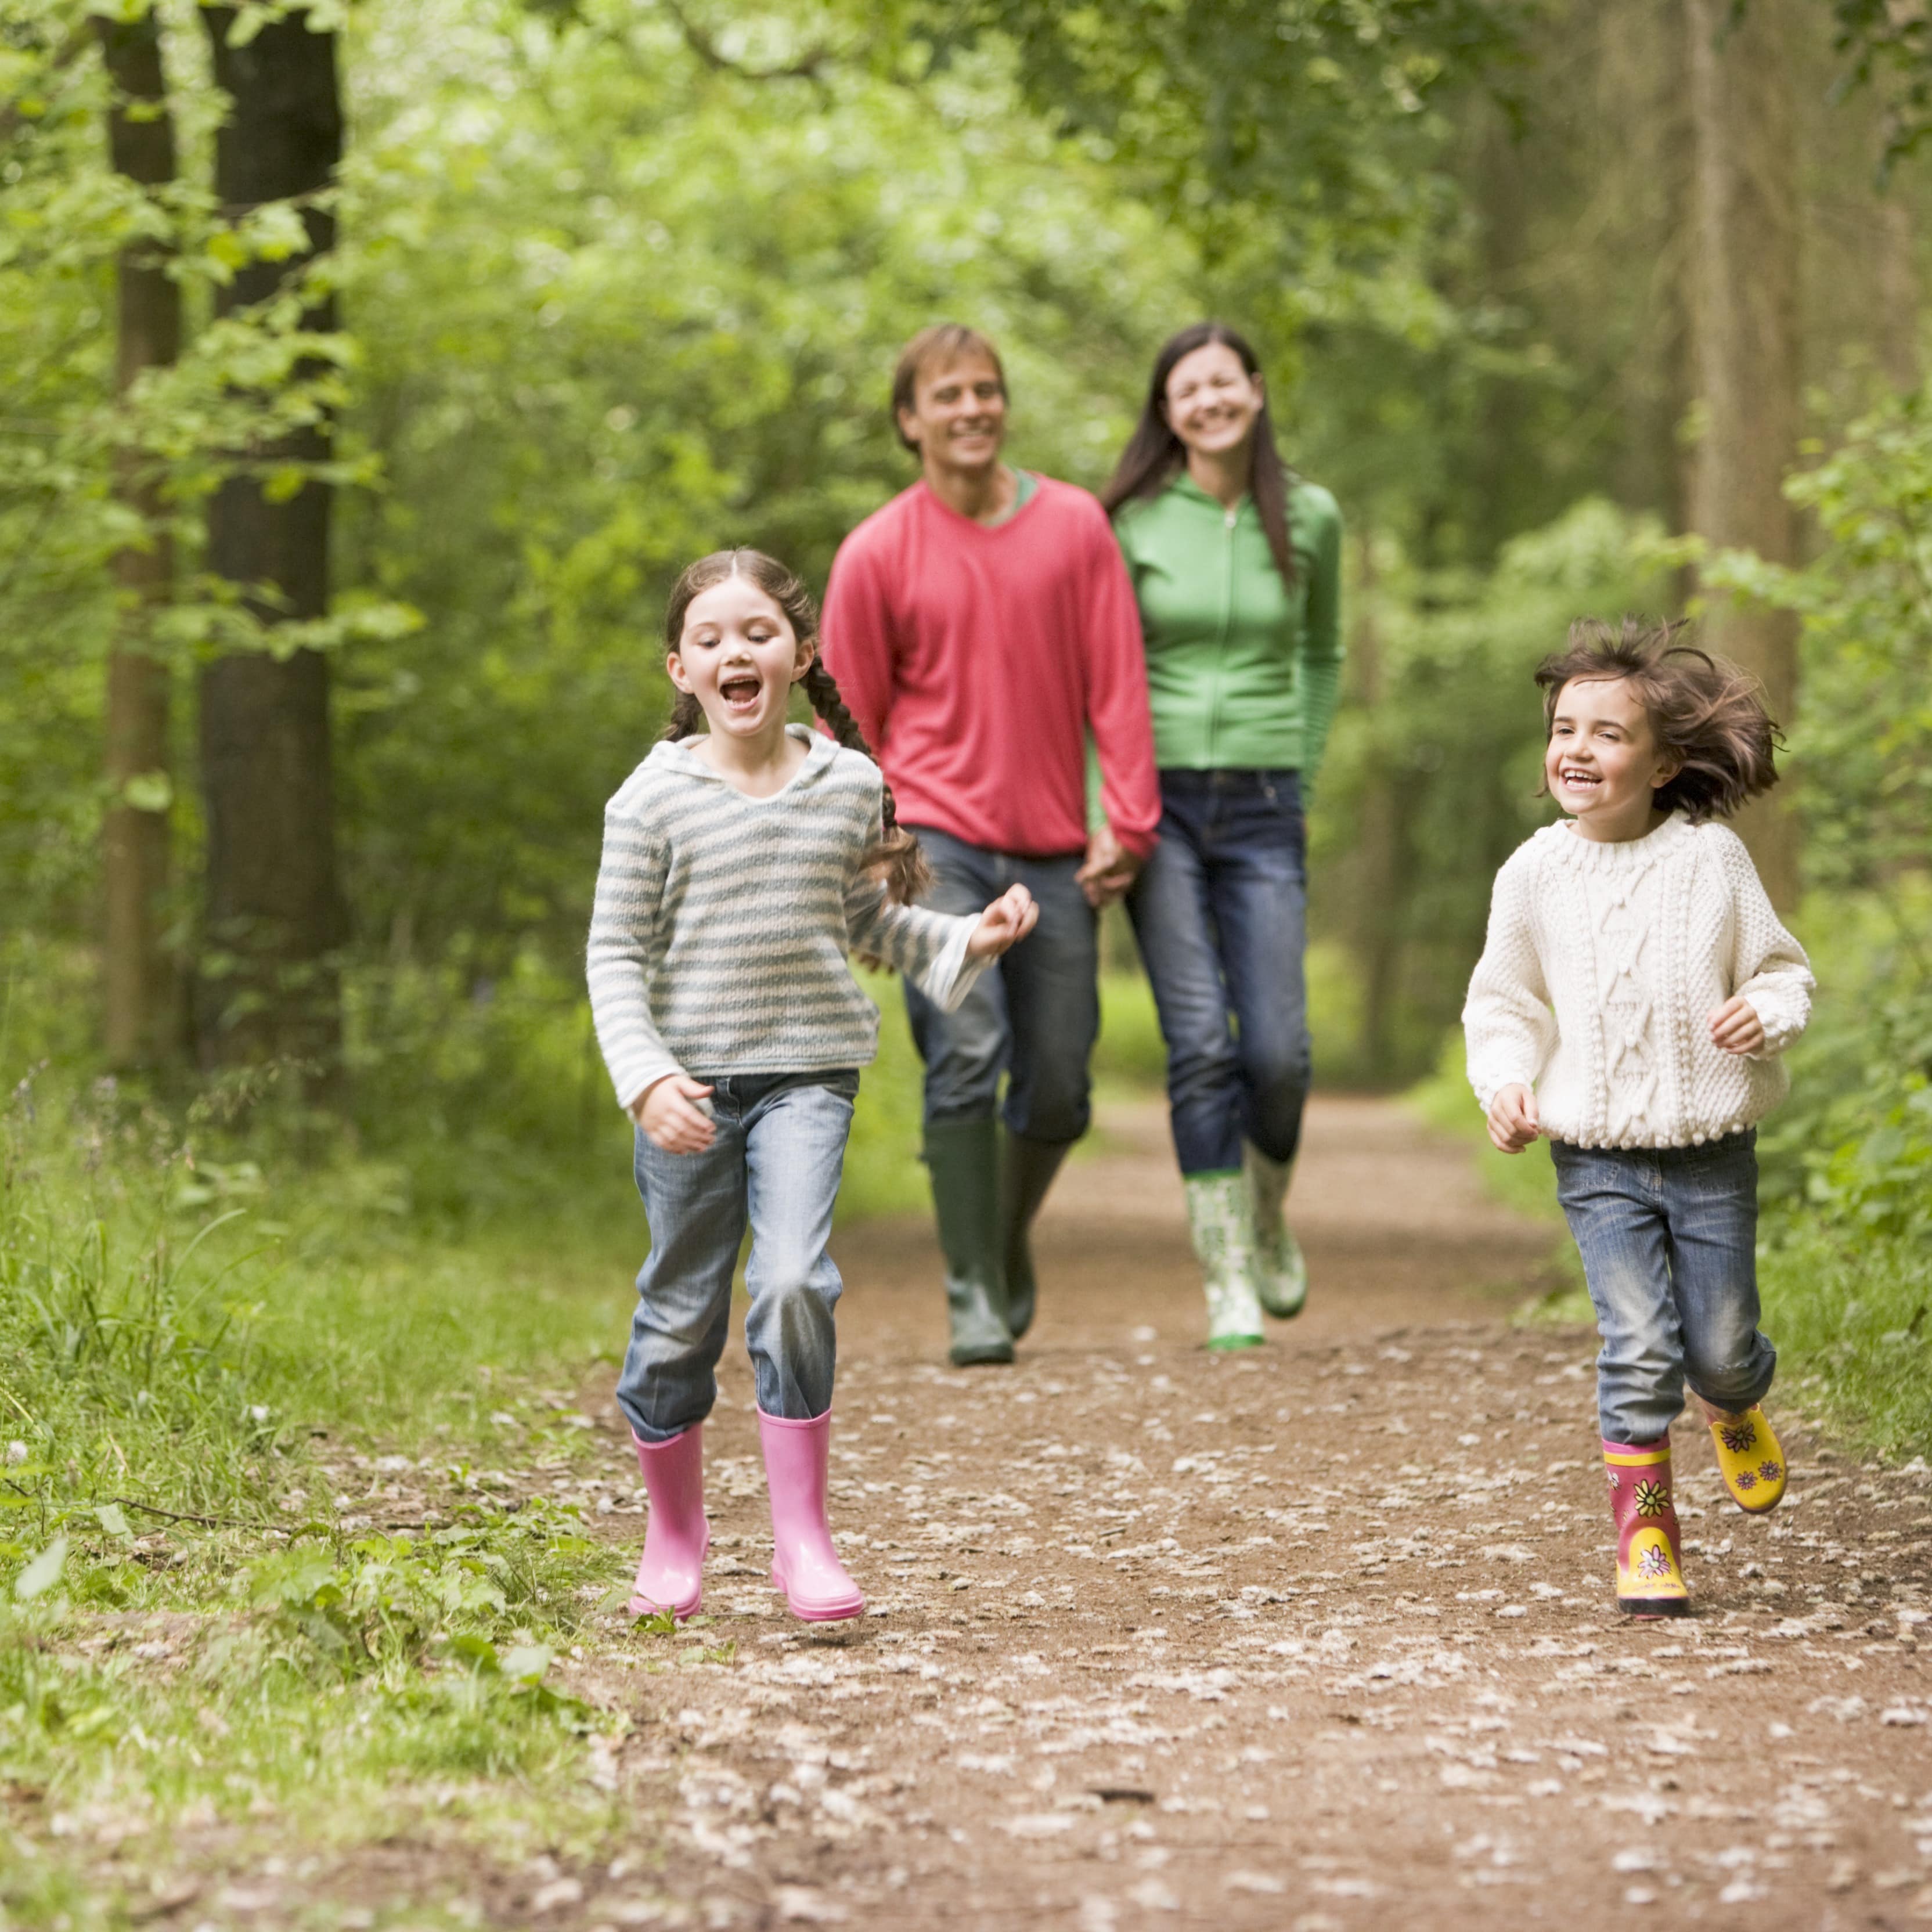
{"left": 821, "top": 324, "right": 1161, "bottom": 1366}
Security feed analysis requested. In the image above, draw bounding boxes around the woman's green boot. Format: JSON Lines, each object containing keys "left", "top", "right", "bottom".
{"left": 1183, "top": 1171, "right": 1266, "bottom": 1350}
{"left": 1244, "top": 1142, "right": 1308, "bottom": 1320}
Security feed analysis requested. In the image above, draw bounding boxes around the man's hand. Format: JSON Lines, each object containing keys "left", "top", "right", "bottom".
{"left": 1708, "top": 995, "right": 1765, "bottom": 1056}
{"left": 630, "top": 1073, "right": 716, "bottom": 1154}
{"left": 968, "top": 884, "right": 1039, "bottom": 960}
{"left": 1076, "top": 820, "right": 1141, "bottom": 909}
{"left": 1486, "top": 1083, "right": 1540, "bottom": 1155}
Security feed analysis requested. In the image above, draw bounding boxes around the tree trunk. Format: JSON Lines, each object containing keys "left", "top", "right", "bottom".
{"left": 1345, "top": 529, "right": 1409, "bottom": 1083}
{"left": 1686, "top": 0, "right": 1803, "bottom": 908}
{"left": 1876, "top": 190, "right": 1919, "bottom": 392}
{"left": 197, "top": 6, "right": 348, "bottom": 1073}
{"left": 95, "top": 8, "right": 181, "bottom": 1068}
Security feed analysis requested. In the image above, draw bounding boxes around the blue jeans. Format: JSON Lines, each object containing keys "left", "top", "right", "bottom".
{"left": 616, "top": 1069, "right": 858, "bottom": 1444}
{"left": 1551, "top": 1132, "right": 1777, "bottom": 1444}
{"left": 1126, "top": 769, "right": 1310, "bottom": 1176}
{"left": 902, "top": 826, "right": 1098, "bottom": 1143}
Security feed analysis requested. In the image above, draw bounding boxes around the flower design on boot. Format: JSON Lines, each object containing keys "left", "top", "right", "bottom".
{"left": 1635, "top": 1543, "right": 1675, "bottom": 1582}
{"left": 1706, "top": 1405, "right": 1787, "bottom": 1515}
{"left": 1632, "top": 1479, "right": 1669, "bottom": 1518}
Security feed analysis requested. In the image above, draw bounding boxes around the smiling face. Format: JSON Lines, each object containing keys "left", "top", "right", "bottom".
{"left": 1163, "top": 340, "right": 1264, "bottom": 464}
{"left": 1546, "top": 675, "right": 1683, "bottom": 841}
{"left": 667, "top": 575, "right": 813, "bottom": 747}
{"left": 896, "top": 350, "right": 1007, "bottom": 482}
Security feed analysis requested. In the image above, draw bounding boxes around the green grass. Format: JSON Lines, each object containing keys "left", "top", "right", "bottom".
{"left": 0, "top": 1077, "right": 662, "bottom": 1917}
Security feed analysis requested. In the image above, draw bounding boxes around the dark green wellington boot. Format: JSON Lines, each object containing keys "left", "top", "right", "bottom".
{"left": 924, "top": 1119, "right": 1014, "bottom": 1367}
{"left": 1000, "top": 1131, "right": 1070, "bottom": 1342}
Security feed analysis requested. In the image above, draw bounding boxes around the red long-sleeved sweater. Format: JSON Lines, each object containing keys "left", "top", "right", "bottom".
{"left": 819, "top": 477, "right": 1161, "bottom": 860}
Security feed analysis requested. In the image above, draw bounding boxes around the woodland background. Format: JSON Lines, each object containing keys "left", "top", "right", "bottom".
{"left": 1, "top": 0, "right": 1931, "bottom": 1896}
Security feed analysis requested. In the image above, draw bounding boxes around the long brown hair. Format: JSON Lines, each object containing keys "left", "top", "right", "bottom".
{"left": 661, "top": 549, "right": 931, "bottom": 903}
{"left": 1534, "top": 617, "right": 1781, "bottom": 821}
{"left": 1101, "top": 322, "right": 1297, "bottom": 589}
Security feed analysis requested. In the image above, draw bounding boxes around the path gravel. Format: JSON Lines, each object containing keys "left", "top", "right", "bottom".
{"left": 561, "top": 1096, "right": 1932, "bottom": 1931}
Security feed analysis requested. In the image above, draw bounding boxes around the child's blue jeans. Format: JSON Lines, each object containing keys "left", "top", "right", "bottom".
{"left": 616, "top": 1069, "right": 858, "bottom": 1444}
{"left": 1550, "top": 1131, "right": 1777, "bottom": 1444}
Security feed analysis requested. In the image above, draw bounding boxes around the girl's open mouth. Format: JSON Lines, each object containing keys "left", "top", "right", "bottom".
{"left": 1560, "top": 767, "right": 1601, "bottom": 790}
{"left": 720, "top": 675, "right": 762, "bottom": 711}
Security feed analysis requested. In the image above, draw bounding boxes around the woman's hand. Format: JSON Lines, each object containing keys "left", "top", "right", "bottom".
{"left": 968, "top": 884, "right": 1039, "bottom": 961}
{"left": 631, "top": 1073, "right": 716, "bottom": 1154}
{"left": 1708, "top": 995, "right": 1765, "bottom": 1056}
{"left": 1076, "top": 820, "right": 1141, "bottom": 909}
{"left": 1486, "top": 1083, "right": 1540, "bottom": 1154}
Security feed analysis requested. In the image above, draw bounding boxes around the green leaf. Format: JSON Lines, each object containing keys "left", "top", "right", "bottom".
{"left": 94, "top": 1504, "right": 133, "bottom": 1540}
{"left": 120, "top": 772, "right": 174, "bottom": 814}
{"left": 499, "top": 1643, "right": 553, "bottom": 1685}
{"left": 15, "top": 1535, "right": 69, "bottom": 1602}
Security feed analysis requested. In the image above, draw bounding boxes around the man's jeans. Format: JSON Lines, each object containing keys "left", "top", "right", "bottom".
{"left": 902, "top": 826, "right": 1098, "bottom": 1142}
{"left": 616, "top": 1070, "right": 857, "bottom": 1444}
{"left": 1551, "top": 1131, "right": 1776, "bottom": 1444}
{"left": 1126, "top": 769, "right": 1310, "bottom": 1176}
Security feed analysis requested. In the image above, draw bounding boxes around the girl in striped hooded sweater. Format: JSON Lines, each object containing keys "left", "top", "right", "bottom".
{"left": 587, "top": 549, "right": 1037, "bottom": 1623}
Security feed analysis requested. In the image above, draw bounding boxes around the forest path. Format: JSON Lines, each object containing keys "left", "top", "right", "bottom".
{"left": 566, "top": 1095, "right": 1932, "bottom": 1931}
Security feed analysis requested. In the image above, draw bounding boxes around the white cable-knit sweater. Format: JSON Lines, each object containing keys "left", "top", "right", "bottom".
{"left": 1462, "top": 813, "right": 1813, "bottom": 1149}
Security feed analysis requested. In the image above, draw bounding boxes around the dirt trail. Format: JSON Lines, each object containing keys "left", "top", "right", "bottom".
{"left": 555, "top": 1094, "right": 1932, "bottom": 1930}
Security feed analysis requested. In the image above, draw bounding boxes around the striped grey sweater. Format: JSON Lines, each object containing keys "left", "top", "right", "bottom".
{"left": 586, "top": 729, "right": 983, "bottom": 1106}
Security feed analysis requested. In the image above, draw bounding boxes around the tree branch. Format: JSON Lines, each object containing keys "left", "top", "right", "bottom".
{"left": 656, "top": 0, "right": 830, "bottom": 82}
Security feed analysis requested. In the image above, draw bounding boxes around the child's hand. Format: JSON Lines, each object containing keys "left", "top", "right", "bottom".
{"left": 1486, "top": 1083, "right": 1540, "bottom": 1154}
{"left": 967, "top": 884, "right": 1039, "bottom": 961}
{"left": 631, "top": 1074, "right": 716, "bottom": 1154}
{"left": 1708, "top": 995, "right": 1765, "bottom": 1056}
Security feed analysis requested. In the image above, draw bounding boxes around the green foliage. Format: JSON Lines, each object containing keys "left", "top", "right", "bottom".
{"left": 1704, "top": 386, "right": 1932, "bottom": 887}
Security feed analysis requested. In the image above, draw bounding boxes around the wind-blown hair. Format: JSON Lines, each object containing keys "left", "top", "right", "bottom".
{"left": 1101, "top": 321, "right": 1298, "bottom": 589}
{"left": 1534, "top": 617, "right": 1781, "bottom": 822}
{"left": 662, "top": 549, "right": 931, "bottom": 903}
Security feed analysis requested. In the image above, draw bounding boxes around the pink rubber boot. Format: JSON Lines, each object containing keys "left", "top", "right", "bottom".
{"left": 1603, "top": 1435, "right": 1689, "bottom": 1619}
{"left": 628, "top": 1425, "right": 708, "bottom": 1620}
{"left": 758, "top": 1408, "right": 864, "bottom": 1622}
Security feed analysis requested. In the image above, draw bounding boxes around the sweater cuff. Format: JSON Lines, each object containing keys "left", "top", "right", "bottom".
{"left": 612, "top": 1052, "right": 685, "bottom": 1115}
{"left": 921, "top": 918, "right": 990, "bottom": 1015}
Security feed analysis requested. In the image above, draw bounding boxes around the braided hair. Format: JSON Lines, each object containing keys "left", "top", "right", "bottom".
{"left": 662, "top": 549, "right": 932, "bottom": 904}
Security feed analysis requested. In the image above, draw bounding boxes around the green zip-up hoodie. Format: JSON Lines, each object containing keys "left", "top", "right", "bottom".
{"left": 1113, "top": 471, "right": 1344, "bottom": 776}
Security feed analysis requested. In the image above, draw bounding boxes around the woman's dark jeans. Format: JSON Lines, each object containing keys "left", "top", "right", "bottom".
{"left": 1127, "top": 769, "right": 1310, "bottom": 1177}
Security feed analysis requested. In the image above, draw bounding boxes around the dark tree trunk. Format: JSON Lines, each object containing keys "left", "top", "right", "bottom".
{"left": 197, "top": 6, "right": 348, "bottom": 1072}
{"left": 95, "top": 9, "right": 182, "bottom": 1068}
{"left": 1686, "top": 0, "right": 1803, "bottom": 909}
{"left": 1345, "top": 530, "right": 1411, "bottom": 1083}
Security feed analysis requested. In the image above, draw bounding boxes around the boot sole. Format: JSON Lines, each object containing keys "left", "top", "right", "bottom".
{"left": 950, "top": 1343, "right": 1015, "bottom": 1367}
{"left": 627, "top": 1588, "right": 702, "bottom": 1621}
{"left": 1617, "top": 1596, "right": 1690, "bottom": 1619}
{"left": 772, "top": 1571, "right": 864, "bottom": 1621}
{"left": 1206, "top": 1333, "right": 1265, "bottom": 1352}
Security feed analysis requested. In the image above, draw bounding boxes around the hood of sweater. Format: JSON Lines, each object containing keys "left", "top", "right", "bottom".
{"left": 1534, "top": 810, "right": 1698, "bottom": 872}
{"left": 643, "top": 724, "right": 842, "bottom": 796}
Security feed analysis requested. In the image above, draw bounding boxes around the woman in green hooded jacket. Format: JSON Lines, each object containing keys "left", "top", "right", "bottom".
{"left": 1104, "top": 323, "right": 1343, "bottom": 1349}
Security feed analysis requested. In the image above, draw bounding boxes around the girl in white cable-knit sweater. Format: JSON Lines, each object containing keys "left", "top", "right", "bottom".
{"left": 1463, "top": 619, "right": 1813, "bottom": 1619}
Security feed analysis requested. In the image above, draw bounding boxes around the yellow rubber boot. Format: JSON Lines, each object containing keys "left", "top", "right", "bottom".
{"left": 1702, "top": 1403, "right": 1787, "bottom": 1514}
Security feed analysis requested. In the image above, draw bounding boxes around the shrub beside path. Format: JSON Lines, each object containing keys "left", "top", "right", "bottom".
{"left": 563, "top": 1095, "right": 1932, "bottom": 1929}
